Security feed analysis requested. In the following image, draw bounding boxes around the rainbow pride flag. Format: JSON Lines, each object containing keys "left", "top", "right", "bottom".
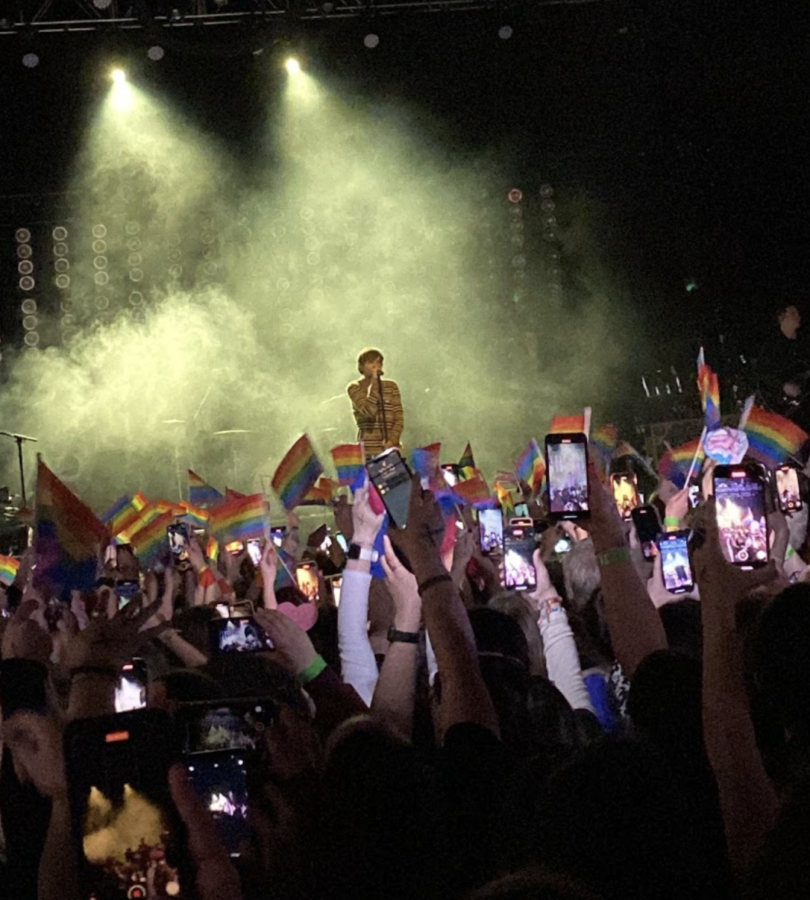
{"left": 206, "top": 535, "right": 220, "bottom": 563}
{"left": 130, "top": 510, "right": 175, "bottom": 569}
{"left": 494, "top": 481, "right": 516, "bottom": 518}
{"left": 273, "top": 435, "right": 324, "bottom": 510}
{"left": 458, "top": 442, "right": 477, "bottom": 480}
{"left": 744, "top": 406, "right": 809, "bottom": 468}
{"left": 34, "top": 459, "right": 107, "bottom": 594}
{"left": 210, "top": 493, "right": 269, "bottom": 543}
{"left": 515, "top": 439, "right": 546, "bottom": 493}
{"left": 549, "top": 414, "right": 586, "bottom": 435}
{"left": 453, "top": 476, "right": 497, "bottom": 509}
{"left": 697, "top": 349, "right": 721, "bottom": 431}
{"left": 101, "top": 492, "right": 148, "bottom": 537}
{"left": 180, "top": 501, "right": 210, "bottom": 530}
{"left": 590, "top": 424, "right": 618, "bottom": 469}
{"left": 188, "top": 470, "right": 223, "bottom": 508}
{"left": 300, "top": 482, "right": 334, "bottom": 506}
{"left": 225, "top": 488, "right": 247, "bottom": 502}
{"left": 0, "top": 554, "right": 19, "bottom": 586}
{"left": 116, "top": 502, "right": 165, "bottom": 545}
{"left": 657, "top": 437, "right": 705, "bottom": 489}
{"left": 411, "top": 442, "right": 442, "bottom": 480}
{"left": 331, "top": 443, "right": 365, "bottom": 489}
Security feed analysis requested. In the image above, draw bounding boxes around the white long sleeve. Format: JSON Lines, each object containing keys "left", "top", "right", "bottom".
{"left": 539, "top": 608, "right": 595, "bottom": 713}
{"left": 337, "top": 568, "right": 379, "bottom": 706}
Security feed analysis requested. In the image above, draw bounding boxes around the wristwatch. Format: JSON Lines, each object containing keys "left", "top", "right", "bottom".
{"left": 348, "top": 542, "right": 379, "bottom": 563}
{"left": 387, "top": 626, "right": 420, "bottom": 644}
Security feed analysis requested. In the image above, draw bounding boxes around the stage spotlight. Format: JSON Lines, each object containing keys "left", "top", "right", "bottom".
{"left": 285, "top": 57, "right": 301, "bottom": 74}
{"left": 111, "top": 68, "right": 126, "bottom": 83}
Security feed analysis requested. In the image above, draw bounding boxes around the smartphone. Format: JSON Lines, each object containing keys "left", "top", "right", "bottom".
{"left": 225, "top": 540, "right": 244, "bottom": 555}
{"left": 185, "top": 751, "right": 250, "bottom": 858}
{"left": 713, "top": 464, "right": 770, "bottom": 568}
{"left": 611, "top": 472, "right": 640, "bottom": 520}
{"left": 246, "top": 539, "right": 263, "bottom": 566}
{"left": 167, "top": 522, "right": 190, "bottom": 563}
{"left": 209, "top": 617, "right": 274, "bottom": 654}
{"left": 64, "top": 709, "right": 189, "bottom": 900}
{"left": 631, "top": 504, "right": 661, "bottom": 561}
{"left": 327, "top": 575, "right": 343, "bottom": 606}
{"left": 545, "top": 433, "right": 590, "bottom": 521}
{"left": 366, "top": 448, "right": 413, "bottom": 529}
{"left": 502, "top": 523, "right": 537, "bottom": 591}
{"left": 318, "top": 533, "right": 333, "bottom": 553}
{"left": 115, "top": 658, "right": 147, "bottom": 713}
{"left": 688, "top": 481, "right": 701, "bottom": 509}
{"left": 513, "top": 502, "right": 530, "bottom": 519}
{"left": 478, "top": 508, "right": 503, "bottom": 554}
{"left": 776, "top": 465, "right": 802, "bottom": 513}
{"left": 296, "top": 561, "right": 320, "bottom": 601}
{"left": 115, "top": 580, "right": 140, "bottom": 610}
{"left": 215, "top": 602, "right": 230, "bottom": 619}
{"left": 553, "top": 534, "right": 573, "bottom": 555}
{"left": 440, "top": 463, "right": 459, "bottom": 487}
{"left": 657, "top": 531, "right": 694, "bottom": 594}
{"left": 178, "top": 698, "right": 278, "bottom": 756}
{"left": 270, "top": 527, "right": 286, "bottom": 548}
{"left": 334, "top": 532, "right": 349, "bottom": 553}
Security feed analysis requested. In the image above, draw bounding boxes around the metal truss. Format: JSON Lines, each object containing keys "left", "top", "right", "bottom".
{"left": 0, "top": 0, "right": 609, "bottom": 35}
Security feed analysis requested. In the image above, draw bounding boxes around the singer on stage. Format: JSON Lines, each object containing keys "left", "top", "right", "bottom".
{"left": 347, "top": 348, "right": 404, "bottom": 459}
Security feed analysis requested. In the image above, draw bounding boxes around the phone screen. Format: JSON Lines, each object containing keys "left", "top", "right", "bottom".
{"left": 209, "top": 617, "right": 274, "bottom": 654}
{"left": 335, "top": 532, "right": 349, "bottom": 553}
{"left": 553, "top": 534, "right": 573, "bottom": 555}
{"left": 65, "top": 710, "right": 187, "bottom": 900}
{"left": 611, "top": 473, "right": 640, "bottom": 519}
{"left": 167, "top": 523, "right": 189, "bottom": 562}
{"left": 270, "top": 528, "right": 286, "bottom": 548}
{"left": 657, "top": 531, "right": 694, "bottom": 593}
{"left": 776, "top": 466, "right": 802, "bottom": 513}
{"left": 179, "top": 699, "right": 277, "bottom": 755}
{"left": 186, "top": 751, "right": 249, "bottom": 858}
{"left": 246, "top": 539, "right": 262, "bottom": 566}
{"left": 513, "top": 502, "right": 530, "bottom": 519}
{"left": 440, "top": 464, "right": 459, "bottom": 487}
{"left": 366, "top": 448, "right": 413, "bottom": 529}
{"left": 115, "top": 580, "right": 140, "bottom": 611}
{"left": 115, "top": 659, "right": 147, "bottom": 713}
{"left": 478, "top": 508, "right": 504, "bottom": 554}
{"left": 688, "top": 481, "right": 701, "bottom": 509}
{"left": 713, "top": 466, "right": 770, "bottom": 568}
{"left": 546, "top": 435, "right": 589, "bottom": 520}
{"left": 502, "top": 524, "right": 537, "bottom": 591}
{"left": 329, "top": 576, "right": 343, "bottom": 606}
{"left": 295, "top": 563, "right": 320, "bottom": 601}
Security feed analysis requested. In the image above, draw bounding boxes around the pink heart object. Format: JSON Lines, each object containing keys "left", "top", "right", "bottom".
{"left": 277, "top": 601, "right": 319, "bottom": 631}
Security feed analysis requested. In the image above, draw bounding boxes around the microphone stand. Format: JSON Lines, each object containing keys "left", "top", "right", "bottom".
{"left": 377, "top": 372, "right": 389, "bottom": 446}
{"left": 0, "top": 431, "right": 38, "bottom": 506}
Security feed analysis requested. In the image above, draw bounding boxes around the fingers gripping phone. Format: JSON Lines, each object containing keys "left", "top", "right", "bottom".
{"left": 776, "top": 465, "right": 802, "bottom": 513}
{"left": 631, "top": 504, "right": 661, "bottom": 561}
{"left": 545, "top": 433, "right": 590, "bottom": 521}
{"left": 502, "top": 523, "right": 537, "bottom": 591}
{"left": 366, "top": 448, "right": 413, "bottom": 529}
{"left": 64, "top": 709, "right": 190, "bottom": 900}
{"left": 657, "top": 531, "right": 694, "bottom": 594}
{"left": 713, "top": 463, "right": 770, "bottom": 568}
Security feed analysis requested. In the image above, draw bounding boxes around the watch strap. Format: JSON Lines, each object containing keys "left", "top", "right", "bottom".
{"left": 387, "top": 626, "right": 420, "bottom": 644}
{"left": 348, "top": 542, "right": 378, "bottom": 562}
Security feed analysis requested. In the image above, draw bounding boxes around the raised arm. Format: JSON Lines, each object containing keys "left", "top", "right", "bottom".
{"left": 388, "top": 475, "right": 499, "bottom": 738}
{"left": 347, "top": 379, "right": 380, "bottom": 421}
{"left": 587, "top": 460, "right": 668, "bottom": 678}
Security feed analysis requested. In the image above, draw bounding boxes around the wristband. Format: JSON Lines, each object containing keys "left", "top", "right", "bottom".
{"left": 596, "top": 547, "right": 631, "bottom": 567}
{"left": 418, "top": 573, "right": 453, "bottom": 594}
{"left": 663, "top": 516, "right": 680, "bottom": 531}
{"left": 387, "top": 627, "right": 420, "bottom": 644}
{"left": 298, "top": 654, "right": 328, "bottom": 684}
{"left": 786, "top": 546, "right": 796, "bottom": 560}
{"left": 70, "top": 665, "right": 119, "bottom": 681}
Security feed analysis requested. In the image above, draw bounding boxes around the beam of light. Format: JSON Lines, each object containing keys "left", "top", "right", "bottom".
{"left": 111, "top": 68, "right": 127, "bottom": 82}
{"left": 284, "top": 57, "right": 301, "bottom": 74}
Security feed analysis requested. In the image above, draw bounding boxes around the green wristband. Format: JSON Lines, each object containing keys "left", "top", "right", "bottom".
{"left": 596, "top": 546, "right": 631, "bottom": 567}
{"left": 299, "top": 654, "right": 328, "bottom": 684}
{"left": 663, "top": 516, "right": 680, "bottom": 531}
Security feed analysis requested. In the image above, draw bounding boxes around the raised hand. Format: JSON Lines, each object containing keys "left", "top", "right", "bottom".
{"left": 1, "top": 599, "right": 52, "bottom": 665}
{"left": 351, "top": 479, "right": 385, "bottom": 547}
{"left": 380, "top": 535, "right": 421, "bottom": 632}
{"left": 253, "top": 608, "right": 318, "bottom": 676}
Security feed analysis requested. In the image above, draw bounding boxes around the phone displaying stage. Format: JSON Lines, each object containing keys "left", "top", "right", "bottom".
{"left": 64, "top": 710, "right": 187, "bottom": 900}
{"left": 366, "top": 448, "right": 413, "bottom": 529}
{"left": 631, "top": 504, "right": 661, "bottom": 561}
{"left": 115, "top": 658, "right": 147, "bottom": 713}
{"left": 502, "top": 523, "right": 537, "bottom": 591}
{"left": 209, "top": 617, "right": 274, "bottom": 654}
{"left": 513, "top": 501, "right": 530, "bottom": 519}
{"left": 611, "top": 473, "right": 640, "bottom": 520}
{"left": 295, "top": 562, "right": 320, "bottom": 602}
{"left": 657, "top": 531, "right": 694, "bottom": 594}
{"left": 440, "top": 464, "right": 459, "bottom": 487}
{"left": 178, "top": 698, "right": 277, "bottom": 756}
{"left": 186, "top": 751, "right": 249, "bottom": 858}
{"left": 246, "top": 539, "right": 262, "bottom": 566}
{"left": 115, "top": 580, "right": 140, "bottom": 610}
{"left": 776, "top": 465, "right": 802, "bottom": 513}
{"left": 713, "top": 464, "right": 770, "bottom": 568}
{"left": 167, "top": 522, "right": 190, "bottom": 566}
{"left": 478, "top": 508, "right": 503, "bottom": 554}
{"left": 545, "top": 433, "right": 589, "bottom": 520}
{"left": 270, "top": 527, "right": 286, "bottom": 548}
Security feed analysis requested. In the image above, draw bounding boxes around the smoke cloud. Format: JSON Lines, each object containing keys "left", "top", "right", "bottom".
{"left": 1, "top": 67, "right": 625, "bottom": 509}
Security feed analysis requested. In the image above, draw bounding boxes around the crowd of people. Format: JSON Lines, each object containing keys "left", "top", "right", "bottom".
{"left": 3, "top": 426, "right": 810, "bottom": 900}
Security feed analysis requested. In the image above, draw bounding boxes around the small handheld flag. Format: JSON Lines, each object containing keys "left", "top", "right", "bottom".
{"left": 331, "top": 443, "right": 365, "bottom": 489}
{"left": 697, "top": 348, "right": 721, "bottom": 431}
{"left": 0, "top": 554, "right": 19, "bottom": 586}
{"left": 743, "top": 406, "right": 809, "bottom": 469}
{"left": 272, "top": 435, "right": 324, "bottom": 511}
{"left": 549, "top": 414, "right": 586, "bottom": 435}
{"left": 188, "top": 470, "right": 224, "bottom": 508}
{"left": 458, "top": 442, "right": 477, "bottom": 480}
{"left": 209, "top": 493, "right": 269, "bottom": 544}
{"left": 410, "top": 443, "right": 442, "bottom": 481}
{"left": 129, "top": 511, "right": 176, "bottom": 569}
